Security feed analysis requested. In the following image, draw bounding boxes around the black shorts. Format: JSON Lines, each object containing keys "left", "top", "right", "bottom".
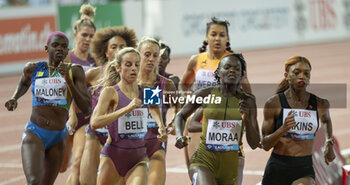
{"left": 262, "top": 152, "right": 315, "bottom": 185}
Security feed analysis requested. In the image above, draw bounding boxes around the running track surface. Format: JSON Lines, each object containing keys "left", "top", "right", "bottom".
{"left": 1, "top": 40, "right": 349, "bottom": 185}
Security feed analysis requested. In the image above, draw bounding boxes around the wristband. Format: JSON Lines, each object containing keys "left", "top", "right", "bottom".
{"left": 326, "top": 138, "right": 335, "bottom": 145}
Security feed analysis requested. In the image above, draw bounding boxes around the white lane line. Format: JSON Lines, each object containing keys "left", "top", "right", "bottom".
{"left": 0, "top": 176, "right": 25, "bottom": 185}
{"left": 0, "top": 163, "right": 21, "bottom": 168}
{"left": 166, "top": 167, "right": 187, "bottom": 173}
{"left": 0, "top": 144, "right": 20, "bottom": 153}
{"left": 243, "top": 170, "right": 264, "bottom": 176}
{"left": 341, "top": 148, "right": 350, "bottom": 157}
{"left": 0, "top": 125, "right": 24, "bottom": 134}
{"left": 166, "top": 167, "right": 264, "bottom": 175}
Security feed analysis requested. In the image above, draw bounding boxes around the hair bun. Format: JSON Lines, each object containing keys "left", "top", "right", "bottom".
{"left": 80, "top": 4, "right": 96, "bottom": 21}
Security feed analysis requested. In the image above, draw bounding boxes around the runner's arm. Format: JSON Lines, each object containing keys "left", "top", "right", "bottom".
{"left": 179, "top": 55, "right": 198, "bottom": 93}
{"left": 175, "top": 88, "right": 211, "bottom": 139}
{"left": 261, "top": 95, "right": 288, "bottom": 151}
{"left": 187, "top": 107, "right": 203, "bottom": 133}
{"left": 64, "top": 65, "right": 90, "bottom": 113}
{"left": 5, "top": 62, "right": 36, "bottom": 111}
{"left": 317, "top": 97, "right": 335, "bottom": 164}
{"left": 243, "top": 94, "right": 260, "bottom": 149}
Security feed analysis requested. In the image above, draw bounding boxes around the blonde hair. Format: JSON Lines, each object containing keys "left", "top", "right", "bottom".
{"left": 136, "top": 36, "right": 160, "bottom": 52}
{"left": 80, "top": 4, "right": 96, "bottom": 21}
{"left": 73, "top": 4, "right": 96, "bottom": 34}
{"left": 137, "top": 36, "right": 160, "bottom": 74}
{"left": 96, "top": 47, "right": 140, "bottom": 89}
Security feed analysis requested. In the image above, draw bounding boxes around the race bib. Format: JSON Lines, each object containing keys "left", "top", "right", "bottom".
{"left": 118, "top": 108, "right": 148, "bottom": 139}
{"left": 34, "top": 77, "right": 67, "bottom": 100}
{"left": 206, "top": 119, "right": 242, "bottom": 151}
{"left": 194, "top": 69, "right": 217, "bottom": 90}
{"left": 283, "top": 109, "right": 318, "bottom": 140}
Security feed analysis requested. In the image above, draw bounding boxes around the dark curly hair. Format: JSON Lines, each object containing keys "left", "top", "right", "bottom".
{"left": 214, "top": 53, "right": 246, "bottom": 84}
{"left": 90, "top": 26, "right": 138, "bottom": 66}
{"left": 199, "top": 17, "right": 233, "bottom": 53}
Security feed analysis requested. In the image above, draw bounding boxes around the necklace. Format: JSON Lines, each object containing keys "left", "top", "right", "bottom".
{"left": 47, "top": 62, "right": 57, "bottom": 77}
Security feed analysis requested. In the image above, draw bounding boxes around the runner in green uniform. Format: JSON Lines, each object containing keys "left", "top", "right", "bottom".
{"left": 175, "top": 53, "right": 260, "bottom": 185}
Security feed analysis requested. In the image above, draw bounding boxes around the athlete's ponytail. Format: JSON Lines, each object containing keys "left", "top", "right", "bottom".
{"left": 198, "top": 40, "right": 208, "bottom": 53}
{"left": 276, "top": 56, "right": 312, "bottom": 94}
{"left": 225, "top": 41, "right": 234, "bottom": 53}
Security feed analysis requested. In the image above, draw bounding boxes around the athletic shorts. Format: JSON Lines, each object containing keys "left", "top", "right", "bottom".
{"left": 24, "top": 120, "right": 67, "bottom": 149}
{"left": 73, "top": 112, "right": 91, "bottom": 134}
{"left": 189, "top": 142, "right": 239, "bottom": 184}
{"left": 262, "top": 152, "right": 315, "bottom": 185}
{"left": 85, "top": 124, "right": 107, "bottom": 145}
{"left": 100, "top": 144, "right": 147, "bottom": 177}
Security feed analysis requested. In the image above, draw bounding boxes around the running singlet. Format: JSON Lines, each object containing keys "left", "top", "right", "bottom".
{"left": 107, "top": 85, "right": 147, "bottom": 148}
{"left": 91, "top": 85, "right": 108, "bottom": 134}
{"left": 69, "top": 51, "right": 96, "bottom": 72}
{"left": 201, "top": 86, "right": 244, "bottom": 151}
{"left": 193, "top": 51, "right": 230, "bottom": 91}
{"left": 276, "top": 93, "right": 319, "bottom": 140}
{"left": 31, "top": 61, "right": 73, "bottom": 111}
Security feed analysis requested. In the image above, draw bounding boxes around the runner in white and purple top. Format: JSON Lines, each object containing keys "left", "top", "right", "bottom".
{"left": 100, "top": 84, "right": 148, "bottom": 177}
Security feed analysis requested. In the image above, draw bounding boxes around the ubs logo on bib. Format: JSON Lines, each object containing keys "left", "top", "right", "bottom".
{"left": 143, "top": 86, "right": 161, "bottom": 105}
{"left": 213, "top": 121, "right": 220, "bottom": 129}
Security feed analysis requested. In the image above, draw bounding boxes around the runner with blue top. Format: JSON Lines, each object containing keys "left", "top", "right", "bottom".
{"left": 4, "top": 31, "right": 91, "bottom": 185}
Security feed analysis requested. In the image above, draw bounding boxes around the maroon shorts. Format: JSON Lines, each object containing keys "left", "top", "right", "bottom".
{"left": 85, "top": 124, "right": 107, "bottom": 145}
{"left": 100, "top": 144, "right": 147, "bottom": 177}
{"left": 73, "top": 112, "right": 91, "bottom": 134}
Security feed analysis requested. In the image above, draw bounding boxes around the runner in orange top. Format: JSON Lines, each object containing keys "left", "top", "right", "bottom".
{"left": 180, "top": 17, "right": 251, "bottom": 185}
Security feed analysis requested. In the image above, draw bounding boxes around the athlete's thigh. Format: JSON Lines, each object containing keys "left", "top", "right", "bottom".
{"left": 125, "top": 161, "right": 148, "bottom": 185}
{"left": 149, "top": 149, "right": 166, "bottom": 169}
{"left": 184, "top": 114, "right": 201, "bottom": 166}
{"left": 21, "top": 130, "right": 45, "bottom": 183}
{"left": 41, "top": 138, "right": 66, "bottom": 185}
{"left": 80, "top": 134, "right": 102, "bottom": 184}
{"left": 148, "top": 149, "right": 166, "bottom": 185}
{"left": 189, "top": 166, "right": 217, "bottom": 185}
{"left": 186, "top": 132, "right": 201, "bottom": 163}
{"left": 292, "top": 177, "right": 315, "bottom": 185}
{"left": 72, "top": 125, "right": 87, "bottom": 155}
{"left": 97, "top": 156, "right": 121, "bottom": 185}
{"left": 60, "top": 134, "right": 73, "bottom": 172}
{"left": 235, "top": 156, "right": 244, "bottom": 185}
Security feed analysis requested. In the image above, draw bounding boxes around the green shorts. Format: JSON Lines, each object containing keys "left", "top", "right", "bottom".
{"left": 189, "top": 142, "right": 239, "bottom": 184}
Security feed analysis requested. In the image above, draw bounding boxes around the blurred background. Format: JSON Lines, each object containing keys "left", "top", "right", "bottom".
{"left": 1, "top": 0, "right": 350, "bottom": 184}
{"left": 2, "top": 0, "right": 350, "bottom": 74}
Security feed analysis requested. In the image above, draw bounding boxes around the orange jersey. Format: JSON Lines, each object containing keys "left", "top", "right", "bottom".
{"left": 193, "top": 51, "right": 231, "bottom": 91}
